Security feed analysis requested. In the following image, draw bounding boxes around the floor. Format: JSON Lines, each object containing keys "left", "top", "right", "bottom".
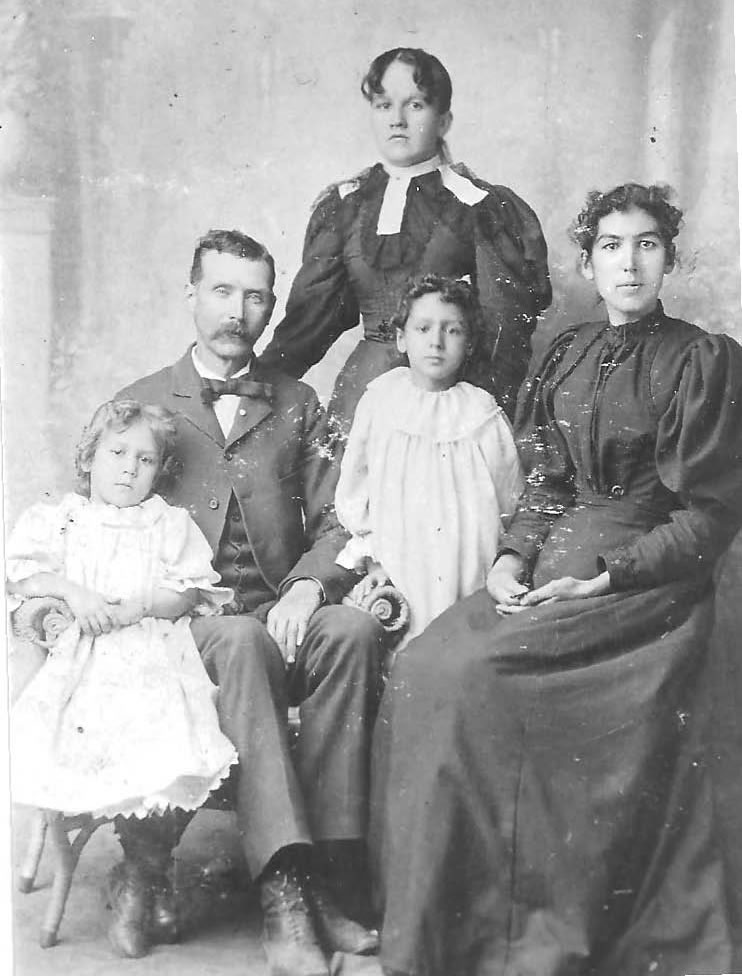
{"left": 9, "top": 804, "right": 271, "bottom": 976}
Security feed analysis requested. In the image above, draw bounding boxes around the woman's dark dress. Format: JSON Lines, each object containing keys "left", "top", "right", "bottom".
{"left": 259, "top": 163, "right": 551, "bottom": 430}
{"left": 372, "top": 304, "right": 742, "bottom": 976}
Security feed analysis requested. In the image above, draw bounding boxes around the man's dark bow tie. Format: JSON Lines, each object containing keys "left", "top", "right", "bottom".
{"left": 200, "top": 377, "right": 273, "bottom": 405}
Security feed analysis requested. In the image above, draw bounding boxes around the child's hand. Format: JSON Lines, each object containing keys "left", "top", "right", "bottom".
{"left": 62, "top": 583, "right": 121, "bottom": 637}
{"left": 109, "top": 598, "right": 147, "bottom": 629}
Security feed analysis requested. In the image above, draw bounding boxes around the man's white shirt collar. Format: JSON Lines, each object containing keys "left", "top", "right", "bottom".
{"left": 191, "top": 348, "right": 253, "bottom": 436}
{"left": 191, "top": 347, "right": 253, "bottom": 380}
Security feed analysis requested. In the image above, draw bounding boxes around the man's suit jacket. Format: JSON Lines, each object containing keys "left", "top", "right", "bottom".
{"left": 117, "top": 348, "right": 355, "bottom": 604}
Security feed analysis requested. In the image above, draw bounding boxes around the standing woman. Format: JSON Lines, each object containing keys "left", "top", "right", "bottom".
{"left": 260, "top": 47, "right": 551, "bottom": 436}
{"left": 372, "top": 184, "right": 742, "bottom": 976}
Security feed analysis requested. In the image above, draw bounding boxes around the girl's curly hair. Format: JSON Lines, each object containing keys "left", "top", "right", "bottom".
{"left": 389, "top": 273, "right": 483, "bottom": 358}
{"left": 570, "top": 183, "right": 683, "bottom": 263}
{"left": 75, "top": 399, "right": 180, "bottom": 496}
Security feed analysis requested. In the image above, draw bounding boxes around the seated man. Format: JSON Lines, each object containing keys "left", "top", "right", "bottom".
{"left": 114, "top": 229, "right": 384, "bottom": 976}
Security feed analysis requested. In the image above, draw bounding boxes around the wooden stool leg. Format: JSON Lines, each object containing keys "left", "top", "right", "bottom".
{"left": 18, "top": 810, "right": 48, "bottom": 893}
{"left": 38, "top": 814, "right": 102, "bottom": 948}
{"left": 40, "top": 814, "right": 76, "bottom": 948}
{"left": 70, "top": 819, "right": 99, "bottom": 862}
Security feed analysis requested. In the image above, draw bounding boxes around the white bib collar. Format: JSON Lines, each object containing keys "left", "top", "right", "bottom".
{"left": 377, "top": 155, "right": 441, "bottom": 236}
{"left": 376, "top": 156, "right": 488, "bottom": 235}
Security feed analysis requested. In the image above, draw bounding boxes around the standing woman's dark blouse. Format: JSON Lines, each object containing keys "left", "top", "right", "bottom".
{"left": 260, "top": 49, "right": 551, "bottom": 431}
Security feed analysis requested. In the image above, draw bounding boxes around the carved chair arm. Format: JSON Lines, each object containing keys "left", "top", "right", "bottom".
{"left": 342, "top": 583, "right": 410, "bottom": 647}
{"left": 11, "top": 597, "right": 74, "bottom": 650}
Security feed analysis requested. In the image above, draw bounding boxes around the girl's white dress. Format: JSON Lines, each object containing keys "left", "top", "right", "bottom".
{"left": 335, "top": 368, "right": 524, "bottom": 642}
{"left": 7, "top": 492, "right": 237, "bottom": 819}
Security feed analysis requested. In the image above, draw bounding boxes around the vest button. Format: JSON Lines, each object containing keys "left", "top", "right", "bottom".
{"left": 609, "top": 484, "right": 625, "bottom": 499}
{"left": 224, "top": 451, "right": 233, "bottom": 461}
{"left": 208, "top": 498, "right": 219, "bottom": 510}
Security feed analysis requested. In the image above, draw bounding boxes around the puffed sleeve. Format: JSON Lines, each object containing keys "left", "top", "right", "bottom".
{"left": 477, "top": 408, "right": 525, "bottom": 526}
{"left": 601, "top": 334, "right": 742, "bottom": 589}
{"left": 156, "top": 505, "right": 233, "bottom": 613}
{"left": 334, "top": 390, "right": 376, "bottom": 570}
{"left": 259, "top": 185, "right": 360, "bottom": 377}
{"left": 5, "top": 499, "right": 72, "bottom": 612}
{"left": 6, "top": 500, "right": 68, "bottom": 585}
{"left": 465, "top": 177, "right": 552, "bottom": 419}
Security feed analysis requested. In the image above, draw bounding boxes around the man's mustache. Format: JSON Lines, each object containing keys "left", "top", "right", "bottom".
{"left": 219, "top": 321, "right": 249, "bottom": 337}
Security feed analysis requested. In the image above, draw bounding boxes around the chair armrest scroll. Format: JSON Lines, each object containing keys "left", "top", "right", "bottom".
{"left": 343, "top": 583, "right": 410, "bottom": 646}
{"left": 11, "top": 597, "right": 74, "bottom": 649}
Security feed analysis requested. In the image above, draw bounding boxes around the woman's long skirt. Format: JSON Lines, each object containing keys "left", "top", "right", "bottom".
{"left": 372, "top": 576, "right": 731, "bottom": 976}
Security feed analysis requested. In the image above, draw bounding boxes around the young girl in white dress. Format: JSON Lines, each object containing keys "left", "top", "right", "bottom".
{"left": 7, "top": 400, "right": 237, "bottom": 950}
{"left": 335, "top": 274, "right": 524, "bottom": 645}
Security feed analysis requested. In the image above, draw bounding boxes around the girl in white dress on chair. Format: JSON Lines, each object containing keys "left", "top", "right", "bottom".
{"left": 335, "top": 274, "right": 524, "bottom": 646}
{"left": 8, "top": 398, "right": 237, "bottom": 818}
{"left": 7, "top": 399, "right": 237, "bottom": 952}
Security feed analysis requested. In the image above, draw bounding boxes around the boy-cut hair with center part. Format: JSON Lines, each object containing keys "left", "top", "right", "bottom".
{"left": 189, "top": 229, "right": 276, "bottom": 288}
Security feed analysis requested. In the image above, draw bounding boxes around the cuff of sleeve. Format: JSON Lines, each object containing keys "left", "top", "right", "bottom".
{"left": 157, "top": 577, "right": 233, "bottom": 614}
{"left": 495, "top": 538, "right": 538, "bottom": 575}
{"left": 335, "top": 535, "right": 374, "bottom": 572}
{"left": 277, "top": 576, "right": 327, "bottom": 605}
{"left": 599, "top": 548, "right": 638, "bottom": 591}
{"left": 494, "top": 545, "right": 525, "bottom": 561}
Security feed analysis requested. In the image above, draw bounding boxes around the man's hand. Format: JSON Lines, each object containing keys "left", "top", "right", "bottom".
{"left": 267, "top": 579, "right": 323, "bottom": 665}
{"left": 62, "top": 582, "right": 121, "bottom": 637}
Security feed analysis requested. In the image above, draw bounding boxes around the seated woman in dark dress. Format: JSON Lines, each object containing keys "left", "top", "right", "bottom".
{"left": 371, "top": 183, "right": 742, "bottom": 976}
{"left": 260, "top": 47, "right": 551, "bottom": 435}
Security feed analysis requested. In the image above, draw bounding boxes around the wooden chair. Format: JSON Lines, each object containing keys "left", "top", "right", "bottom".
{"left": 11, "top": 586, "right": 409, "bottom": 948}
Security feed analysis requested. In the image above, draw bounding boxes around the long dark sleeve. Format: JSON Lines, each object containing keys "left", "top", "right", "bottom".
{"left": 278, "top": 389, "right": 356, "bottom": 603}
{"left": 260, "top": 187, "right": 360, "bottom": 377}
{"left": 462, "top": 174, "right": 552, "bottom": 418}
{"left": 602, "top": 334, "right": 742, "bottom": 589}
{"left": 497, "top": 330, "right": 577, "bottom": 571}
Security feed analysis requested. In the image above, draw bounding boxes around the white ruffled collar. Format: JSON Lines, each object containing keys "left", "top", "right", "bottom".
{"left": 367, "top": 368, "right": 502, "bottom": 442}
{"left": 61, "top": 492, "right": 168, "bottom": 529}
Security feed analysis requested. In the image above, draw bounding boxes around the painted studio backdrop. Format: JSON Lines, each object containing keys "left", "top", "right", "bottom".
{"left": 0, "top": 0, "right": 738, "bottom": 522}
{"left": 2, "top": 0, "right": 742, "bottom": 949}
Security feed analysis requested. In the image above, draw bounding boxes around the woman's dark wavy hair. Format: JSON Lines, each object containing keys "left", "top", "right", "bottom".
{"left": 390, "top": 273, "right": 483, "bottom": 360}
{"left": 570, "top": 183, "right": 683, "bottom": 263}
{"left": 75, "top": 399, "right": 180, "bottom": 496}
{"left": 361, "top": 48, "right": 452, "bottom": 114}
